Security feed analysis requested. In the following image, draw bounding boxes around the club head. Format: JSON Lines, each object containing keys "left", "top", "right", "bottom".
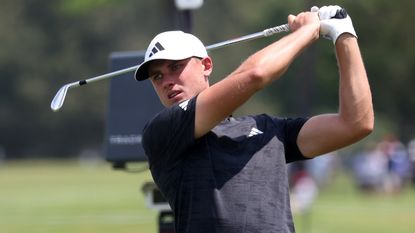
{"left": 50, "top": 84, "right": 70, "bottom": 112}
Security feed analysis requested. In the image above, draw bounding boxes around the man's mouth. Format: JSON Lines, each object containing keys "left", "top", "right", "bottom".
{"left": 168, "top": 91, "right": 181, "bottom": 99}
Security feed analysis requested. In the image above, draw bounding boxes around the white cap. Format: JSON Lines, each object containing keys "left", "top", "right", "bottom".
{"left": 135, "top": 31, "right": 208, "bottom": 81}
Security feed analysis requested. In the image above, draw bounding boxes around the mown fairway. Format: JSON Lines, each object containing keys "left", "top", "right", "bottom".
{"left": 1, "top": 160, "right": 414, "bottom": 233}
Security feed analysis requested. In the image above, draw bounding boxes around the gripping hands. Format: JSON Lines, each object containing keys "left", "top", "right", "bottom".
{"left": 311, "top": 5, "right": 357, "bottom": 44}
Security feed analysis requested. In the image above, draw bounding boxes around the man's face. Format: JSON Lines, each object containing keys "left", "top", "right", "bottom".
{"left": 148, "top": 57, "right": 212, "bottom": 107}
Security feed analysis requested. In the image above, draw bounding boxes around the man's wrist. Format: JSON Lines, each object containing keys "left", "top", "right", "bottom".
{"left": 335, "top": 33, "right": 357, "bottom": 46}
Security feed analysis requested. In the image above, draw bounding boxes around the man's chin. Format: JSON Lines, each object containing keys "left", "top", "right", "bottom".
{"left": 169, "top": 95, "right": 185, "bottom": 105}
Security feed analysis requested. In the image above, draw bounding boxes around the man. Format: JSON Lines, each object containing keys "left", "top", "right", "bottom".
{"left": 135, "top": 5, "right": 374, "bottom": 233}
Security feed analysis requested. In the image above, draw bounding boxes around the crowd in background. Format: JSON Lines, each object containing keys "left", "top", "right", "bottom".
{"left": 288, "top": 134, "right": 415, "bottom": 214}
{"left": 352, "top": 134, "right": 415, "bottom": 194}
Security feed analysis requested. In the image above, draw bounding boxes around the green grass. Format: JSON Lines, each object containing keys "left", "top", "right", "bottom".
{"left": 0, "top": 160, "right": 157, "bottom": 233}
{"left": 294, "top": 172, "right": 415, "bottom": 233}
{"left": 0, "top": 160, "right": 414, "bottom": 233}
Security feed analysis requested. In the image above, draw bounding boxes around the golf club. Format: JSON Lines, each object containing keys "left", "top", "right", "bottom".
{"left": 50, "top": 8, "right": 347, "bottom": 112}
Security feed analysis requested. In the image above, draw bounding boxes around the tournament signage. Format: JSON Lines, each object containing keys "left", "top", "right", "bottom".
{"left": 105, "top": 51, "right": 163, "bottom": 166}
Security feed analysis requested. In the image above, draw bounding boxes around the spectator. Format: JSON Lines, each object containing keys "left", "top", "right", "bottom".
{"left": 353, "top": 143, "right": 388, "bottom": 193}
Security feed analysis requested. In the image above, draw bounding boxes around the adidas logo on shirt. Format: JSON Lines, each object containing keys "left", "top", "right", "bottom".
{"left": 179, "top": 99, "right": 190, "bottom": 111}
{"left": 149, "top": 42, "right": 165, "bottom": 57}
{"left": 248, "top": 127, "right": 263, "bottom": 137}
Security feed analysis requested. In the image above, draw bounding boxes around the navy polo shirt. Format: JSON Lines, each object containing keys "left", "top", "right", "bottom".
{"left": 142, "top": 95, "right": 309, "bottom": 233}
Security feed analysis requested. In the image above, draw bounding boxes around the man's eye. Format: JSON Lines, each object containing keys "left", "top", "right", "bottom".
{"left": 172, "top": 63, "right": 183, "bottom": 72}
{"left": 151, "top": 73, "right": 163, "bottom": 81}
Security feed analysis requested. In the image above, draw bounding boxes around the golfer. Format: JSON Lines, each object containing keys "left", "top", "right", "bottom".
{"left": 135, "top": 5, "right": 374, "bottom": 233}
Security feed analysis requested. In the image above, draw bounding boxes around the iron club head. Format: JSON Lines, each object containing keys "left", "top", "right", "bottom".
{"left": 50, "top": 83, "right": 75, "bottom": 112}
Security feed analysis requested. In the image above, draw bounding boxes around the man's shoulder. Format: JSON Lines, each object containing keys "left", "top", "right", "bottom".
{"left": 144, "top": 98, "right": 196, "bottom": 131}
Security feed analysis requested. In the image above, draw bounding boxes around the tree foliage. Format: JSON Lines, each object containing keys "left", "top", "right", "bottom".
{"left": 0, "top": 0, "right": 413, "bottom": 158}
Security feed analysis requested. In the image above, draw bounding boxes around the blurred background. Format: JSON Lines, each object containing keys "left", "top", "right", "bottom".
{"left": 1, "top": 0, "right": 415, "bottom": 233}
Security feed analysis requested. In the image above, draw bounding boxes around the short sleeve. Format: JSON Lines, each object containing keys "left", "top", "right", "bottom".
{"left": 272, "top": 117, "right": 310, "bottom": 163}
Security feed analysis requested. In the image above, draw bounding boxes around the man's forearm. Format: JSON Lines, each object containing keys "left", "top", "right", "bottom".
{"left": 234, "top": 22, "right": 319, "bottom": 89}
{"left": 336, "top": 34, "right": 374, "bottom": 134}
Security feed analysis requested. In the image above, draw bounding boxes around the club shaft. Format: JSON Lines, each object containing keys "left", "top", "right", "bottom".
{"left": 206, "top": 24, "right": 290, "bottom": 50}
{"left": 75, "top": 65, "right": 139, "bottom": 87}
{"left": 206, "top": 31, "right": 265, "bottom": 50}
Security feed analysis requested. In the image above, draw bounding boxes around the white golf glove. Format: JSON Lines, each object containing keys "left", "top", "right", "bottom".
{"left": 311, "top": 5, "right": 357, "bottom": 44}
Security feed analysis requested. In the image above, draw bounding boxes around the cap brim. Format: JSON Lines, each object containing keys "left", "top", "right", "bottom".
{"left": 134, "top": 51, "right": 202, "bottom": 81}
{"left": 134, "top": 61, "right": 151, "bottom": 81}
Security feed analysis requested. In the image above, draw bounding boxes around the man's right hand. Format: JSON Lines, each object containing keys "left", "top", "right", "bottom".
{"left": 287, "top": 11, "right": 320, "bottom": 41}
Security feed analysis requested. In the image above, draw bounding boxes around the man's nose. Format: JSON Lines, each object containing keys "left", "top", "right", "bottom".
{"left": 161, "top": 74, "right": 175, "bottom": 89}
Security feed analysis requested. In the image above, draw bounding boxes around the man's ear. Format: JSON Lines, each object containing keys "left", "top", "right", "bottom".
{"left": 201, "top": 57, "right": 213, "bottom": 76}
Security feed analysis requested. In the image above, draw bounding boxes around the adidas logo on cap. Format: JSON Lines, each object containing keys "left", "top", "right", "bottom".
{"left": 149, "top": 42, "right": 165, "bottom": 58}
